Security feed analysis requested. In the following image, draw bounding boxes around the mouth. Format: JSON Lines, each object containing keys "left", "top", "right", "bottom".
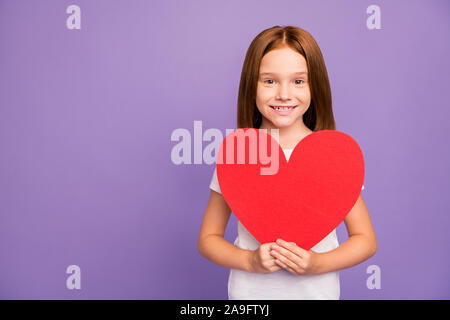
{"left": 270, "top": 105, "right": 297, "bottom": 110}
{"left": 270, "top": 105, "right": 297, "bottom": 115}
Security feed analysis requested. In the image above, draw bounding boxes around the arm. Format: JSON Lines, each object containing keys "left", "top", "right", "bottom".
{"left": 270, "top": 194, "right": 377, "bottom": 275}
{"left": 316, "top": 193, "right": 377, "bottom": 274}
{"left": 197, "top": 190, "right": 253, "bottom": 272}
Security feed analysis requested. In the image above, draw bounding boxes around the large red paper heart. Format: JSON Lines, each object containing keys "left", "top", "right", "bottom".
{"left": 216, "top": 128, "right": 365, "bottom": 250}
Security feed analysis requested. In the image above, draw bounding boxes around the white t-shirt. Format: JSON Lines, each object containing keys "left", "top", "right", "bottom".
{"left": 209, "top": 148, "right": 364, "bottom": 300}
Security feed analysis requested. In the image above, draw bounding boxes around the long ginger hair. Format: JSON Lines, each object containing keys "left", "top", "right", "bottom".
{"left": 237, "top": 25, "right": 336, "bottom": 131}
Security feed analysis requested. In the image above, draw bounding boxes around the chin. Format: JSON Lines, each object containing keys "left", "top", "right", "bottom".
{"left": 271, "top": 117, "right": 297, "bottom": 128}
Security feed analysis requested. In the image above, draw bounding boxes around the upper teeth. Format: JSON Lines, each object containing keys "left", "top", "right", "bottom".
{"left": 273, "top": 106, "right": 293, "bottom": 110}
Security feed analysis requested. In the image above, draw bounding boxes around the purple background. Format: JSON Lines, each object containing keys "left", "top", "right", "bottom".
{"left": 1, "top": 0, "right": 449, "bottom": 299}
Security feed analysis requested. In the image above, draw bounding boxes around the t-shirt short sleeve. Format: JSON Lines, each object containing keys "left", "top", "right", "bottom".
{"left": 209, "top": 166, "right": 222, "bottom": 194}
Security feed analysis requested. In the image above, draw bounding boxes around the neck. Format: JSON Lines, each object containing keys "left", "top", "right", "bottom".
{"left": 259, "top": 118, "right": 312, "bottom": 149}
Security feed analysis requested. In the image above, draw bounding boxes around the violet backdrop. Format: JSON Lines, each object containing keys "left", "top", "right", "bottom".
{"left": 0, "top": 0, "right": 449, "bottom": 299}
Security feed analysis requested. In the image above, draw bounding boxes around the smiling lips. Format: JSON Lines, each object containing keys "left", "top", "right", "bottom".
{"left": 270, "top": 105, "right": 297, "bottom": 115}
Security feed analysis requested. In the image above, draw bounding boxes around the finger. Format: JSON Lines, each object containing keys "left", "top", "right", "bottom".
{"left": 264, "top": 259, "right": 281, "bottom": 272}
{"left": 276, "top": 258, "right": 306, "bottom": 275}
{"left": 272, "top": 244, "right": 303, "bottom": 265}
{"left": 262, "top": 242, "right": 278, "bottom": 248}
{"left": 274, "top": 257, "right": 288, "bottom": 269}
{"left": 269, "top": 258, "right": 279, "bottom": 267}
{"left": 269, "top": 264, "right": 282, "bottom": 272}
{"left": 271, "top": 249, "right": 299, "bottom": 271}
{"left": 276, "top": 239, "right": 308, "bottom": 257}
{"left": 265, "top": 255, "right": 280, "bottom": 266}
{"left": 269, "top": 249, "right": 278, "bottom": 259}
{"left": 274, "top": 259, "right": 298, "bottom": 275}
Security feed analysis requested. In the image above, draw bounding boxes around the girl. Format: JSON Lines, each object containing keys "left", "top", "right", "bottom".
{"left": 198, "top": 25, "right": 377, "bottom": 300}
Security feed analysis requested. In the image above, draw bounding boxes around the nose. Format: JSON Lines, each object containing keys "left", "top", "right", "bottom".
{"left": 276, "top": 82, "right": 291, "bottom": 100}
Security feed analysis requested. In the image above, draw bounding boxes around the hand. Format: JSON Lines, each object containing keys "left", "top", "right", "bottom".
{"left": 248, "top": 242, "right": 282, "bottom": 274}
{"left": 270, "top": 239, "right": 322, "bottom": 275}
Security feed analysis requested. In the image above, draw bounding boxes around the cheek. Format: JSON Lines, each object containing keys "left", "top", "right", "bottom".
{"left": 296, "top": 90, "right": 311, "bottom": 104}
{"left": 303, "top": 87, "right": 312, "bottom": 101}
{"left": 256, "top": 87, "right": 273, "bottom": 104}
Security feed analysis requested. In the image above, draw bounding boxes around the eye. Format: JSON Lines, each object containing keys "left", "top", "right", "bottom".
{"left": 295, "top": 79, "right": 305, "bottom": 85}
{"left": 263, "top": 79, "right": 274, "bottom": 84}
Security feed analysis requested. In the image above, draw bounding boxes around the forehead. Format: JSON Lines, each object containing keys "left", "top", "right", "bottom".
{"left": 259, "top": 47, "right": 308, "bottom": 75}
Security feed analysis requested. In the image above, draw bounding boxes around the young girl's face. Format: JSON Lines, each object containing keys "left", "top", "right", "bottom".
{"left": 256, "top": 47, "right": 311, "bottom": 130}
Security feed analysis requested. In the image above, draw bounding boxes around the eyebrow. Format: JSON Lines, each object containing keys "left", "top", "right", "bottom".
{"left": 259, "top": 71, "right": 308, "bottom": 76}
